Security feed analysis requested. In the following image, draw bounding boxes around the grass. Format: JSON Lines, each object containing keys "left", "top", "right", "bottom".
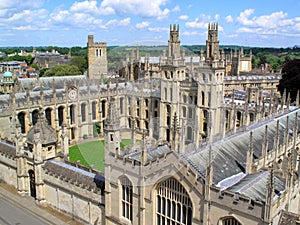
{"left": 69, "top": 139, "right": 135, "bottom": 172}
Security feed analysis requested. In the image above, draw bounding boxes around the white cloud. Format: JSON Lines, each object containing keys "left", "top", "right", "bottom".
{"left": 236, "top": 9, "right": 300, "bottom": 36}
{"left": 237, "top": 8, "right": 255, "bottom": 26}
{"left": 225, "top": 15, "right": 233, "bottom": 23}
{"left": 136, "top": 21, "right": 150, "bottom": 29}
{"left": 100, "top": 0, "right": 169, "bottom": 18}
{"left": 50, "top": 10, "right": 107, "bottom": 29}
{"left": 179, "top": 15, "right": 188, "bottom": 20}
{"left": 12, "top": 25, "right": 34, "bottom": 30}
{"left": 181, "top": 31, "right": 198, "bottom": 36}
{"left": 119, "top": 18, "right": 131, "bottom": 26}
{"left": 172, "top": 5, "right": 180, "bottom": 12}
{"left": 185, "top": 18, "right": 207, "bottom": 29}
{"left": 148, "top": 27, "right": 169, "bottom": 32}
{"left": 70, "top": 0, "right": 114, "bottom": 16}
{"left": 50, "top": 10, "right": 70, "bottom": 23}
{"left": 214, "top": 14, "right": 220, "bottom": 21}
{"left": 106, "top": 18, "right": 131, "bottom": 27}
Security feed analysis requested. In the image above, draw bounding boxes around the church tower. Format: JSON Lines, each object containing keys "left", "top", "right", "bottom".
{"left": 168, "top": 24, "right": 181, "bottom": 59}
{"left": 206, "top": 23, "right": 220, "bottom": 63}
{"left": 87, "top": 35, "right": 108, "bottom": 80}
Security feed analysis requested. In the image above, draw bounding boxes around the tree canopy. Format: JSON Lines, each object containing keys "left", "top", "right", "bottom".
{"left": 71, "top": 56, "right": 87, "bottom": 74}
{"left": 277, "top": 59, "right": 300, "bottom": 102}
{"left": 43, "top": 64, "right": 81, "bottom": 77}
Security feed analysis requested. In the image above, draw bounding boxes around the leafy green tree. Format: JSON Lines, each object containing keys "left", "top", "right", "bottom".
{"left": 71, "top": 56, "right": 87, "bottom": 74}
{"left": 39, "top": 68, "right": 49, "bottom": 77}
{"left": 43, "top": 64, "right": 81, "bottom": 77}
{"left": 277, "top": 59, "right": 300, "bottom": 102}
{"left": 31, "top": 63, "right": 39, "bottom": 70}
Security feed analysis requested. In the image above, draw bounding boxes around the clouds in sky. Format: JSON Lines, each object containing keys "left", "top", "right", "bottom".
{"left": 0, "top": 0, "right": 300, "bottom": 46}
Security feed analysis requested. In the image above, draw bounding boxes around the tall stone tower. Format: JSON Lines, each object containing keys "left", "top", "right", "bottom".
{"left": 206, "top": 23, "right": 220, "bottom": 63}
{"left": 168, "top": 24, "right": 180, "bottom": 59}
{"left": 87, "top": 35, "right": 108, "bottom": 80}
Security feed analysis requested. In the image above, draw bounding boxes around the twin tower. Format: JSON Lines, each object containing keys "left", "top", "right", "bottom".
{"left": 87, "top": 23, "right": 220, "bottom": 80}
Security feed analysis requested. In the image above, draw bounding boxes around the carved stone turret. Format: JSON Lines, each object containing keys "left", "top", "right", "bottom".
{"left": 26, "top": 107, "right": 57, "bottom": 205}
{"left": 104, "top": 97, "right": 121, "bottom": 156}
{"left": 27, "top": 107, "right": 57, "bottom": 161}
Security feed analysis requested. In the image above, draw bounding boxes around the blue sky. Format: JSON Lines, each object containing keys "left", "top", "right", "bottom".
{"left": 0, "top": 0, "right": 300, "bottom": 47}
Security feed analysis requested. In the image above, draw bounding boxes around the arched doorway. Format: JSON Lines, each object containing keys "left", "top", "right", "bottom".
{"left": 28, "top": 170, "right": 36, "bottom": 198}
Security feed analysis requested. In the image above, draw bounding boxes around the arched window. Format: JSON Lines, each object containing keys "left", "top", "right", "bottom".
{"left": 220, "top": 217, "right": 242, "bottom": 225}
{"left": 69, "top": 104, "right": 75, "bottom": 124}
{"left": 120, "top": 98, "right": 124, "bottom": 115}
{"left": 101, "top": 100, "right": 106, "bottom": 118}
{"left": 32, "top": 109, "right": 39, "bottom": 126}
{"left": 120, "top": 177, "right": 133, "bottom": 222}
{"left": 18, "top": 112, "right": 26, "bottom": 134}
{"left": 188, "top": 108, "right": 193, "bottom": 119}
{"left": 183, "top": 94, "right": 187, "bottom": 103}
{"left": 58, "top": 106, "right": 64, "bottom": 126}
{"left": 182, "top": 106, "right": 186, "bottom": 117}
{"left": 187, "top": 127, "right": 193, "bottom": 141}
{"left": 201, "top": 91, "right": 205, "bottom": 105}
{"left": 249, "top": 113, "right": 254, "bottom": 122}
{"left": 81, "top": 103, "right": 86, "bottom": 122}
{"left": 156, "top": 178, "right": 192, "bottom": 225}
{"left": 45, "top": 108, "right": 52, "bottom": 126}
{"left": 92, "top": 101, "right": 97, "bottom": 120}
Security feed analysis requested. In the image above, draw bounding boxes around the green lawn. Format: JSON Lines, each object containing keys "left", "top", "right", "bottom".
{"left": 69, "top": 139, "right": 135, "bottom": 172}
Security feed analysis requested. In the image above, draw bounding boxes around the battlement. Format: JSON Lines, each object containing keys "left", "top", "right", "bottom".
{"left": 208, "top": 22, "right": 218, "bottom": 31}
{"left": 170, "top": 24, "right": 179, "bottom": 32}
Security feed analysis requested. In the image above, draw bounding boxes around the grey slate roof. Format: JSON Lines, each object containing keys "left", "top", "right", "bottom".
{"left": 125, "top": 144, "right": 171, "bottom": 162}
{"left": 183, "top": 108, "right": 300, "bottom": 202}
{"left": 0, "top": 141, "right": 16, "bottom": 158}
{"left": 185, "top": 108, "right": 300, "bottom": 184}
{"left": 227, "top": 171, "right": 285, "bottom": 202}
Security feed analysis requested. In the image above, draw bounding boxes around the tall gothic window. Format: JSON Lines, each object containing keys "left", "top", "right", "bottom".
{"left": 32, "top": 109, "right": 39, "bottom": 126}
{"left": 17, "top": 112, "right": 26, "bottom": 134}
{"left": 120, "top": 98, "right": 124, "bottom": 115}
{"left": 58, "top": 106, "right": 64, "bottom": 126}
{"left": 156, "top": 178, "right": 192, "bottom": 225}
{"left": 45, "top": 108, "right": 52, "bottom": 126}
{"left": 221, "top": 217, "right": 242, "bottom": 225}
{"left": 120, "top": 177, "right": 133, "bottom": 221}
{"left": 70, "top": 104, "right": 75, "bottom": 124}
{"left": 101, "top": 100, "right": 106, "bottom": 118}
{"left": 81, "top": 103, "right": 86, "bottom": 122}
{"left": 92, "top": 101, "right": 97, "bottom": 120}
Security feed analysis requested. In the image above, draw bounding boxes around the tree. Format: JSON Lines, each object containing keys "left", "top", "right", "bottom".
{"left": 39, "top": 68, "right": 49, "bottom": 77}
{"left": 71, "top": 56, "right": 87, "bottom": 74}
{"left": 43, "top": 64, "right": 81, "bottom": 77}
{"left": 277, "top": 59, "right": 300, "bottom": 102}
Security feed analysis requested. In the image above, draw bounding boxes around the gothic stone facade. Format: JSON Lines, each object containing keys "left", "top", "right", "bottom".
{"left": 0, "top": 23, "right": 299, "bottom": 225}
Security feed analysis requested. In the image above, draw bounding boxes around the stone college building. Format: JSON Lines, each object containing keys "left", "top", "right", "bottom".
{"left": 0, "top": 23, "right": 299, "bottom": 225}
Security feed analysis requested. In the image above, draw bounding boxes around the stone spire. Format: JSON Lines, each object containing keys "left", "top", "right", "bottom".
{"left": 105, "top": 97, "right": 119, "bottom": 132}
{"left": 246, "top": 131, "right": 253, "bottom": 174}
{"left": 104, "top": 97, "right": 121, "bottom": 156}
{"left": 264, "top": 166, "right": 274, "bottom": 221}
